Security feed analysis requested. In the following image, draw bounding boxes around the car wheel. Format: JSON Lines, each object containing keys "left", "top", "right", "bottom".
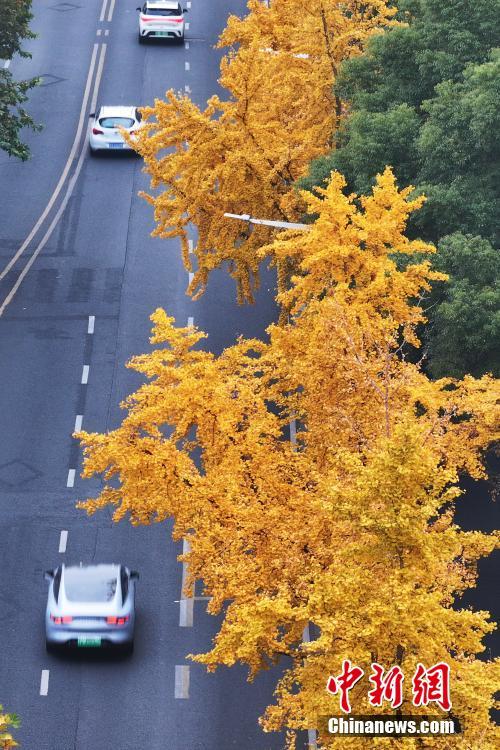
{"left": 121, "top": 640, "right": 134, "bottom": 656}
{"left": 89, "top": 145, "right": 98, "bottom": 157}
{"left": 46, "top": 639, "right": 57, "bottom": 654}
{"left": 178, "top": 34, "right": 184, "bottom": 45}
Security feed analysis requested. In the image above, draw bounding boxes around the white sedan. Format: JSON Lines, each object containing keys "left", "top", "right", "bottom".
{"left": 89, "top": 106, "right": 143, "bottom": 154}
{"left": 137, "top": 1, "right": 188, "bottom": 43}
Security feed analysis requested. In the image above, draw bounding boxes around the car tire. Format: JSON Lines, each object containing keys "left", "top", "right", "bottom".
{"left": 138, "top": 32, "right": 145, "bottom": 44}
{"left": 177, "top": 34, "right": 184, "bottom": 45}
{"left": 89, "top": 145, "right": 98, "bottom": 157}
{"left": 121, "top": 640, "right": 134, "bottom": 656}
{"left": 46, "top": 639, "right": 57, "bottom": 654}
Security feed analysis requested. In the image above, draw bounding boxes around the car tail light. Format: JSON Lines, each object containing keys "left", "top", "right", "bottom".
{"left": 107, "top": 615, "right": 130, "bottom": 625}
{"left": 50, "top": 614, "right": 62, "bottom": 624}
{"left": 92, "top": 127, "right": 104, "bottom": 135}
{"left": 172, "top": 17, "right": 183, "bottom": 22}
{"left": 62, "top": 616, "right": 73, "bottom": 623}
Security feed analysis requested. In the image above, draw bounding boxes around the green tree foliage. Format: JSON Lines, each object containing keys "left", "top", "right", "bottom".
{"left": 0, "top": 0, "right": 40, "bottom": 160}
{"left": 426, "top": 234, "right": 500, "bottom": 379}
{"left": 301, "top": 0, "right": 500, "bottom": 378}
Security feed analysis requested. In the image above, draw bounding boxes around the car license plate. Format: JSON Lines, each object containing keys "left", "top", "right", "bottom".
{"left": 78, "top": 637, "right": 102, "bottom": 647}
{"left": 156, "top": 32, "right": 169, "bottom": 36}
{"left": 109, "top": 142, "right": 123, "bottom": 149}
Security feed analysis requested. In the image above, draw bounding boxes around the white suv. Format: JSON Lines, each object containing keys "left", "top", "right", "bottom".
{"left": 137, "top": 1, "right": 187, "bottom": 43}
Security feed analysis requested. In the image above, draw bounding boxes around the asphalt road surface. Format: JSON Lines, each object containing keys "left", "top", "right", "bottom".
{"left": 0, "top": 1, "right": 497, "bottom": 748}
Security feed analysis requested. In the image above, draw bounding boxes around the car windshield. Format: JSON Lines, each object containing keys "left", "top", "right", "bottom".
{"left": 145, "top": 6, "right": 181, "bottom": 15}
{"left": 64, "top": 568, "right": 117, "bottom": 602}
{"left": 99, "top": 117, "right": 135, "bottom": 129}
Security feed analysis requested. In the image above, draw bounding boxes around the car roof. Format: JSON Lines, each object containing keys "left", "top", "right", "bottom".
{"left": 98, "top": 106, "right": 138, "bottom": 118}
{"left": 146, "top": 1, "right": 180, "bottom": 8}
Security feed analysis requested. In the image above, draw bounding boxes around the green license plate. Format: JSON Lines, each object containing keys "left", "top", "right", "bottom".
{"left": 78, "top": 637, "right": 102, "bottom": 647}
{"left": 156, "top": 32, "right": 169, "bottom": 36}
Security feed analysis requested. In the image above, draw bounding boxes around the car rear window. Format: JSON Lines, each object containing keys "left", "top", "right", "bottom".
{"left": 99, "top": 117, "right": 135, "bottom": 129}
{"left": 64, "top": 568, "right": 117, "bottom": 602}
{"left": 145, "top": 5, "right": 181, "bottom": 15}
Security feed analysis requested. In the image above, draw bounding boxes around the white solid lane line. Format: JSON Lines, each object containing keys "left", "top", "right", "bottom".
{"left": 107, "top": 0, "right": 116, "bottom": 22}
{"left": 90, "top": 43, "right": 107, "bottom": 117}
{"left": 0, "top": 44, "right": 99, "bottom": 285}
{"left": 81, "top": 365, "right": 90, "bottom": 384}
{"left": 3, "top": 60, "right": 11, "bottom": 69}
{"left": 59, "top": 530, "right": 68, "bottom": 554}
{"left": 87, "top": 315, "right": 95, "bottom": 334}
{"left": 188, "top": 271, "right": 194, "bottom": 285}
{"left": 174, "top": 666, "right": 190, "bottom": 699}
{"left": 40, "top": 670, "right": 49, "bottom": 696}
{"left": 74, "top": 414, "right": 83, "bottom": 432}
{"left": 67, "top": 469, "right": 76, "bottom": 488}
{"left": 99, "top": 0, "right": 109, "bottom": 23}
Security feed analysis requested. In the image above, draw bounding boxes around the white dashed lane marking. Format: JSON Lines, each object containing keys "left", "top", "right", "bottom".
{"left": 185, "top": 61, "right": 190, "bottom": 71}
{"left": 74, "top": 414, "right": 83, "bottom": 432}
{"left": 40, "top": 670, "right": 50, "bottom": 696}
{"left": 59, "top": 530, "right": 68, "bottom": 553}
{"left": 81, "top": 365, "right": 89, "bottom": 384}
{"left": 175, "top": 665, "right": 190, "bottom": 698}
{"left": 66, "top": 469, "right": 76, "bottom": 488}
{"left": 87, "top": 315, "right": 95, "bottom": 334}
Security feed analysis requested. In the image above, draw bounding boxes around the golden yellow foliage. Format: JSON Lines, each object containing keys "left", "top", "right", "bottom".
{"left": 0, "top": 707, "right": 19, "bottom": 749}
{"left": 130, "top": 0, "right": 397, "bottom": 302}
{"left": 78, "top": 171, "right": 499, "bottom": 748}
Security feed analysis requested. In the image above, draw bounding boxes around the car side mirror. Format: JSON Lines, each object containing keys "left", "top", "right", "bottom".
{"left": 89, "top": 112, "right": 95, "bottom": 118}
{"left": 44, "top": 569, "right": 54, "bottom": 581}
{"left": 130, "top": 570, "right": 139, "bottom": 580}
{"left": 136, "top": 6, "right": 141, "bottom": 10}
{"left": 182, "top": 8, "right": 188, "bottom": 12}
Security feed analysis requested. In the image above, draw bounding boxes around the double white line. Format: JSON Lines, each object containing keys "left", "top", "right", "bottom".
{"left": 99, "top": 0, "right": 116, "bottom": 23}
{"left": 0, "top": 42, "right": 107, "bottom": 319}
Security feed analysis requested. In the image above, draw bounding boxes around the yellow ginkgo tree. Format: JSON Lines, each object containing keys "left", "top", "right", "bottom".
{"left": 78, "top": 169, "right": 499, "bottom": 748}
{"left": 130, "top": 0, "right": 397, "bottom": 302}
{"left": 0, "top": 707, "right": 19, "bottom": 749}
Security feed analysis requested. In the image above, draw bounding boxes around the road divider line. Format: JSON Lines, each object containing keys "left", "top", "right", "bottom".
{"left": 184, "top": 84, "right": 191, "bottom": 93}
{"left": 67, "top": 469, "right": 76, "bottom": 488}
{"left": 104, "top": 29, "right": 109, "bottom": 37}
{"left": 188, "top": 271, "right": 194, "bottom": 285}
{"left": 187, "top": 316, "right": 194, "bottom": 328}
{"left": 74, "top": 414, "right": 83, "bottom": 432}
{"left": 174, "top": 665, "right": 190, "bottom": 699}
{"left": 87, "top": 315, "right": 95, "bottom": 334}
{"left": 90, "top": 43, "right": 107, "bottom": 116}
{"left": 59, "top": 530, "right": 68, "bottom": 553}
{"left": 81, "top": 365, "right": 90, "bottom": 384}
{"left": 107, "top": 0, "right": 116, "bottom": 22}
{"left": 40, "top": 670, "right": 50, "bottom": 696}
{"left": 185, "top": 61, "right": 190, "bottom": 71}
{"left": 99, "top": 0, "right": 108, "bottom": 22}
{"left": 185, "top": 41, "right": 189, "bottom": 49}
{"left": 187, "top": 1, "right": 191, "bottom": 7}
{"left": 97, "top": 29, "right": 102, "bottom": 36}
{"left": 188, "top": 239, "right": 193, "bottom": 252}
{"left": 3, "top": 60, "right": 11, "bottom": 69}
{"left": 185, "top": 22, "right": 190, "bottom": 30}
{"left": 0, "top": 43, "right": 99, "bottom": 284}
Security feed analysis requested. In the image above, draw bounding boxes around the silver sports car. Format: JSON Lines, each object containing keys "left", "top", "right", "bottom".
{"left": 45, "top": 563, "right": 138, "bottom": 654}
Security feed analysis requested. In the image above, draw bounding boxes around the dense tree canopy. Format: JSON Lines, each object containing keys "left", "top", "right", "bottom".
{"left": 78, "top": 170, "right": 500, "bottom": 748}
{"left": 0, "top": 0, "right": 40, "bottom": 160}
{"left": 300, "top": 0, "right": 500, "bottom": 378}
{"left": 131, "top": 0, "right": 397, "bottom": 302}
